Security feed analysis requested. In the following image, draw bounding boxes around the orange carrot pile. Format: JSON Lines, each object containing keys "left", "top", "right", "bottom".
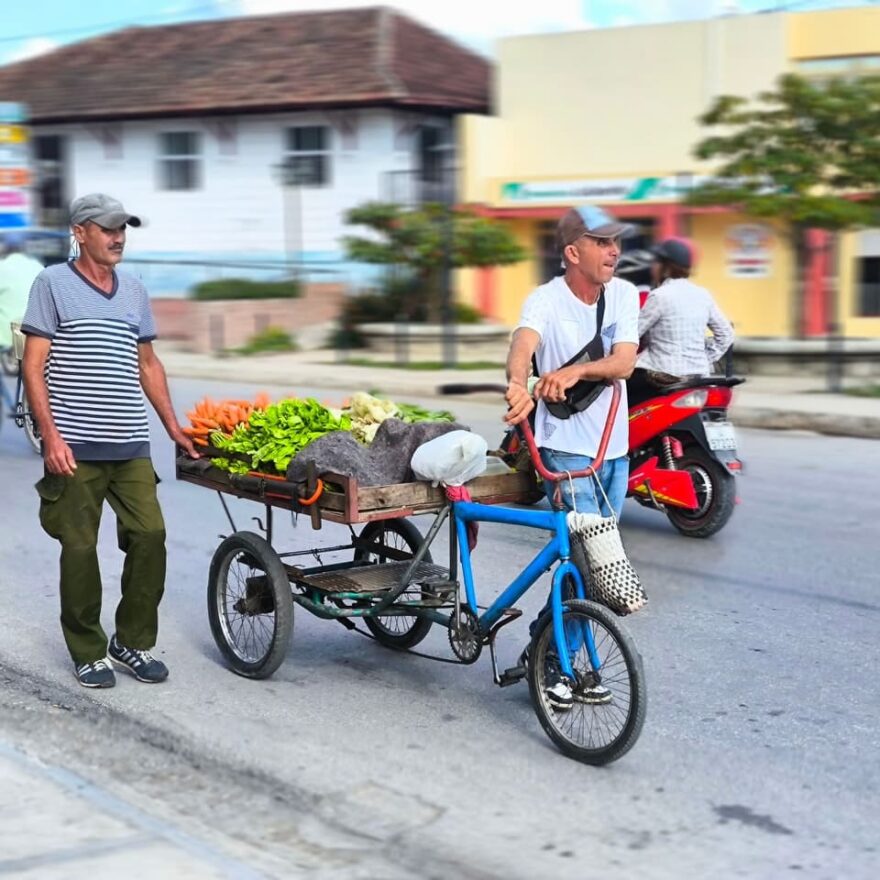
{"left": 183, "top": 392, "right": 271, "bottom": 446}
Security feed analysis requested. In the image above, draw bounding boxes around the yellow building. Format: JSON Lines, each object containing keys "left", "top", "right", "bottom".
{"left": 458, "top": 7, "right": 880, "bottom": 339}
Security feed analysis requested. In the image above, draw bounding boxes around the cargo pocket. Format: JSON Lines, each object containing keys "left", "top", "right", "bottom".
{"left": 35, "top": 473, "right": 68, "bottom": 538}
{"left": 35, "top": 473, "right": 67, "bottom": 503}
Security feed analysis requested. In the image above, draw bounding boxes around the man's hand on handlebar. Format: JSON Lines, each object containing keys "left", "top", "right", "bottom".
{"left": 504, "top": 380, "right": 534, "bottom": 425}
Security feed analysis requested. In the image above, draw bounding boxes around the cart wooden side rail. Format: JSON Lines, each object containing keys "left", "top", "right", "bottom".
{"left": 176, "top": 449, "right": 543, "bottom": 527}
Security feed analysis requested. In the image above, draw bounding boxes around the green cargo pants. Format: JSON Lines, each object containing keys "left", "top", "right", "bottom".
{"left": 36, "top": 458, "right": 166, "bottom": 665}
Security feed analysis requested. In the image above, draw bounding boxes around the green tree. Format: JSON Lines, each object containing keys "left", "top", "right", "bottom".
{"left": 342, "top": 201, "right": 526, "bottom": 322}
{"left": 688, "top": 73, "right": 880, "bottom": 335}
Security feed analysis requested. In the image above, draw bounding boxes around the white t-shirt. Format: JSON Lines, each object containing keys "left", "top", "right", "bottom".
{"left": 517, "top": 275, "right": 639, "bottom": 459}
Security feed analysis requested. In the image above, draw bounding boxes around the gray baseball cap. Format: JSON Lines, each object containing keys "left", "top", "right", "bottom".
{"left": 70, "top": 193, "right": 142, "bottom": 228}
{"left": 557, "top": 204, "right": 631, "bottom": 251}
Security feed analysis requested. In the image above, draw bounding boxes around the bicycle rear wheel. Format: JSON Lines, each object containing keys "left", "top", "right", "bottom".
{"left": 527, "top": 599, "right": 646, "bottom": 765}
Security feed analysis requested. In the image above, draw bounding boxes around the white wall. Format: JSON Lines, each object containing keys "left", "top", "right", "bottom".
{"left": 44, "top": 107, "right": 452, "bottom": 294}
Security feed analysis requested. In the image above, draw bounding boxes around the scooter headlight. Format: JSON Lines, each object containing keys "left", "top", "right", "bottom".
{"left": 672, "top": 389, "right": 708, "bottom": 408}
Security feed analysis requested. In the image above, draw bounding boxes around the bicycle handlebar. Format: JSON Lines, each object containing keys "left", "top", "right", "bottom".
{"left": 437, "top": 380, "right": 622, "bottom": 484}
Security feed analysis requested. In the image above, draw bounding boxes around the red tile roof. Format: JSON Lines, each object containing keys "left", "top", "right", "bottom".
{"left": 0, "top": 7, "right": 490, "bottom": 123}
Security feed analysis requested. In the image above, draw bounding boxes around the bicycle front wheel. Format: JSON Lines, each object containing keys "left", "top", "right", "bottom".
{"left": 527, "top": 599, "right": 646, "bottom": 765}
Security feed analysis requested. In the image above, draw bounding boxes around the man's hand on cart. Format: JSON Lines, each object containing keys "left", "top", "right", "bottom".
{"left": 170, "top": 427, "right": 201, "bottom": 459}
{"left": 504, "top": 380, "right": 534, "bottom": 425}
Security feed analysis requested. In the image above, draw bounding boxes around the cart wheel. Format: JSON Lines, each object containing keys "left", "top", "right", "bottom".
{"left": 207, "top": 531, "right": 293, "bottom": 679}
{"left": 354, "top": 518, "right": 433, "bottom": 649}
{"left": 528, "top": 600, "right": 646, "bottom": 765}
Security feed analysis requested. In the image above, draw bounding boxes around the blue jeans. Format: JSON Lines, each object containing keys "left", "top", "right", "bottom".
{"left": 539, "top": 449, "right": 627, "bottom": 519}
{"left": 529, "top": 450, "right": 628, "bottom": 638}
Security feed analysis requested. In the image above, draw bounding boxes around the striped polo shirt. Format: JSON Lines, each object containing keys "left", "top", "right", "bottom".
{"left": 21, "top": 261, "right": 157, "bottom": 461}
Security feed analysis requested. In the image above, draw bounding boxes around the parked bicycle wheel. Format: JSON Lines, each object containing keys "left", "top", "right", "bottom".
{"left": 527, "top": 599, "right": 646, "bottom": 765}
{"left": 207, "top": 531, "right": 293, "bottom": 679}
{"left": 354, "top": 518, "right": 433, "bottom": 649}
{"left": 16, "top": 388, "right": 41, "bottom": 454}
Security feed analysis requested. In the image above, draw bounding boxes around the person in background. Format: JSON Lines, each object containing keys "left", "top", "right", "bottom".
{"left": 21, "top": 193, "right": 199, "bottom": 689}
{"left": 627, "top": 238, "right": 734, "bottom": 407}
{"left": 0, "top": 231, "right": 44, "bottom": 355}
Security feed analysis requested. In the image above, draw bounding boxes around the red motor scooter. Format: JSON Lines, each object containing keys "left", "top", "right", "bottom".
{"left": 626, "top": 375, "right": 743, "bottom": 537}
{"left": 620, "top": 248, "right": 744, "bottom": 537}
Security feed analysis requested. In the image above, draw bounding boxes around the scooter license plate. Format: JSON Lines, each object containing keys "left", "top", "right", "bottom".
{"left": 704, "top": 421, "right": 737, "bottom": 451}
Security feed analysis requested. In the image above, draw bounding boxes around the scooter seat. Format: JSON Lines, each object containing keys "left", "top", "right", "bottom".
{"left": 661, "top": 375, "right": 746, "bottom": 393}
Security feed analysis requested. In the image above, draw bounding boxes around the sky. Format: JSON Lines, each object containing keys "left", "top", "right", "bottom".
{"left": 0, "top": 0, "right": 875, "bottom": 66}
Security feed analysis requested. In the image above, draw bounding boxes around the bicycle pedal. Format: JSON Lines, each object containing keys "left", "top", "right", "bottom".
{"left": 498, "top": 665, "right": 527, "bottom": 687}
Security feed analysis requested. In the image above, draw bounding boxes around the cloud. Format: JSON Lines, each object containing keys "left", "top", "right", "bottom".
{"left": 235, "top": 0, "right": 592, "bottom": 54}
{"left": 5, "top": 37, "right": 60, "bottom": 65}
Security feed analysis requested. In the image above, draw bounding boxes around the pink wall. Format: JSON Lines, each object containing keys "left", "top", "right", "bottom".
{"left": 151, "top": 283, "right": 346, "bottom": 353}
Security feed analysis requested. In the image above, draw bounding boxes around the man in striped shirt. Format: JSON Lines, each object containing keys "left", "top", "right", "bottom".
{"left": 21, "top": 193, "right": 198, "bottom": 689}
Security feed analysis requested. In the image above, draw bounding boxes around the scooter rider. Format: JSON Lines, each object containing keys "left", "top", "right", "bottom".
{"left": 627, "top": 238, "right": 734, "bottom": 408}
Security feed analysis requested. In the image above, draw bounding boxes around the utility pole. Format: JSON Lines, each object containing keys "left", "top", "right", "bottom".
{"left": 435, "top": 137, "right": 457, "bottom": 368}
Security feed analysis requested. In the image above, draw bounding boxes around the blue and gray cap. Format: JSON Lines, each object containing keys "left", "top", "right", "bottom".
{"left": 556, "top": 204, "right": 631, "bottom": 251}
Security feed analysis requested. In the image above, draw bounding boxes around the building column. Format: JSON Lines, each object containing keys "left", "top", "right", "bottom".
{"left": 477, "top": 266, "right": 496, "bottom": 319}
{"left": 804, "top": 229, "right": 829, "bottom": 337}
{"left": 656, "top": 204, "right": 679, "bottom": 239}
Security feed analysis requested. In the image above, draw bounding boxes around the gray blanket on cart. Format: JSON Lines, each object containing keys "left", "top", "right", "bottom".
{"left": 285, "top": 417, "right": 467, "bottom": 487}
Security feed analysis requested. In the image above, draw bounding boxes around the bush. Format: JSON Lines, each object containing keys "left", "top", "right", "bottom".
{"left": 191, "top": 278, "right": 302, "bottom": 300}
{"left": 454, "top": 302, "right": 483, "bottom": 324}
{"left": 337, "top": 276, "right": 486, "bottom": 335}
{"left": 235, "top": 326, "right": 298, "bottom": 355}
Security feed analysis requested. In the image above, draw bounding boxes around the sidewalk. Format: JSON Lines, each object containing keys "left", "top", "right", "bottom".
{"left": 156, "top": 344, "right": 880, "bottom": 440}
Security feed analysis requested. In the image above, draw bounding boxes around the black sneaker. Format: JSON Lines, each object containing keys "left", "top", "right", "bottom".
{"left": 543, "top": 654, "right": 574, "bottom": 710}
{"left": 74, "top": 658, "right": 116, "bottom": 688}
{"left": 573, "top": 670, "right": 613, "bottom": 705}
{"left": 109, "top": 635, "right": 169, "bottom": 683}
{"left": 520, "top": 644, "right": 573, "bottom": 710}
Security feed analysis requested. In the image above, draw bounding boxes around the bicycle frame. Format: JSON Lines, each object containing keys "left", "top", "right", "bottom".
{"left": 452, "top": 499, "right": 601, "bottom": 681}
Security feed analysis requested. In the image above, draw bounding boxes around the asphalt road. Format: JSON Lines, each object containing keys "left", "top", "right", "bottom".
{"left": 0, "top": 377, "right": 876, "bottom": 879}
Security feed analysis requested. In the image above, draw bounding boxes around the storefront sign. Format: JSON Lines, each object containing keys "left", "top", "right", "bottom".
{"left": 500, "top": 175, "right": 707, "bottom": 204}
{"left": 0, "top": 102, "right": 31, "bottom": 230}
{"left": 725, "top": 224, "right": 772, "bottom": 278}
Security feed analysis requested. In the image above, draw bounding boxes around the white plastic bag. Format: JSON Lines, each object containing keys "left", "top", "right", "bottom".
{"left": 411, "top": 430, "right": 488, "bottom": 487}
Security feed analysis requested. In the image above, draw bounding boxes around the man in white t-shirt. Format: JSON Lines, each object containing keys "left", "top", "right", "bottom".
{"left": 505, "top": 204, "right": 639, "bottom": 707}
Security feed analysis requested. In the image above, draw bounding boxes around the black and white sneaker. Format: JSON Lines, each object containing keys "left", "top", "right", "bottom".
{"left": 109, "top": 635, "right": 169, "bottom": 683}
{"left": 74, "top": 658, "right": 116, "bottom": 688}
{"left": 520, "top": 644, "right": 573, "bottom": 710}
{"left": 543, "top": 654, "right": 574, "bottom": 710}
{"left": 573, "top": 671, "right": 613, "bottom": 705}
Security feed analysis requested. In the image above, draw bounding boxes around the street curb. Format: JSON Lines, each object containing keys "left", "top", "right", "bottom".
{"left": 164, "top": 362, "right": 880, "bottom": 440}
{"left": 730, "top": 406, "right": 880, "bottom": 440}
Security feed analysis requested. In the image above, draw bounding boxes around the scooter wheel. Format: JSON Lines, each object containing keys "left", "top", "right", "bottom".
{"left": 666, "top": 446, "right": 736, "bottom": 538}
